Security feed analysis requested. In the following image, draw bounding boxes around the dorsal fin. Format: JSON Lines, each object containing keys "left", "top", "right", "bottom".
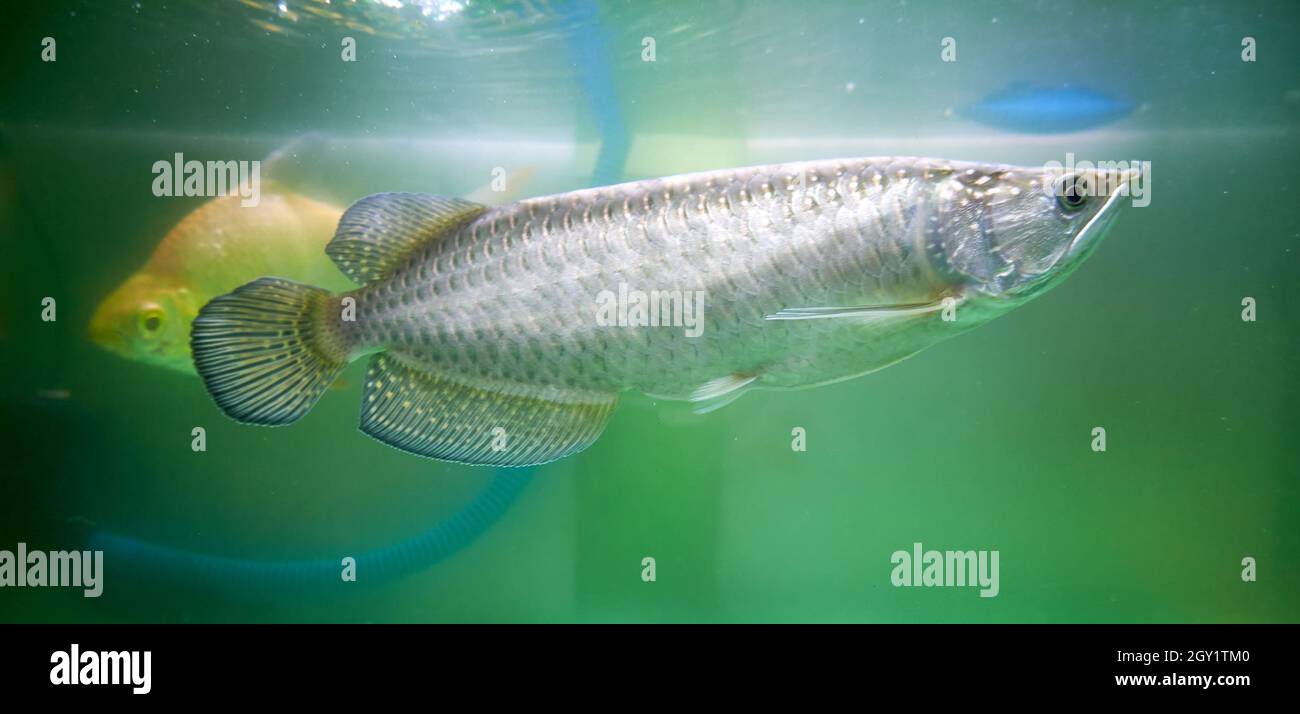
{"left": 327, "top": 193, "right": 486, "bottom": 284}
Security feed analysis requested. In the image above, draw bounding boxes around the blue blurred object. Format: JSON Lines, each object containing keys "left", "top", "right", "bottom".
{"left": 961, "top": 83, "right": 1134, "bottom": 134}
{"left": 562, "top": 0, "right": 631, "bottom": 187}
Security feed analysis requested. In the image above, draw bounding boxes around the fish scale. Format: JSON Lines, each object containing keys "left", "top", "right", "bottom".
{"left": 339, "top": 160, "right": 950, "bottom": 398}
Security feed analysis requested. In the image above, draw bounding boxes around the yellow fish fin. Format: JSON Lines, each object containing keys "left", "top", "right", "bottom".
{"left": 359, "top": 353, "right": 618, "bottom": 467}
{"left": 326, "top": 193, "right": 485, "bottom": 285}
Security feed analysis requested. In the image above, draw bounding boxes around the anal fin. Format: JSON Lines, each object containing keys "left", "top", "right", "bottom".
{"left": 359, "top": 353, "right": 618, "bottom": 467}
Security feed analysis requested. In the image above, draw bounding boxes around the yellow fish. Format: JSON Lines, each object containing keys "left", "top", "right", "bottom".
{"left": 90, "top": 170, "right": 534, "bottom": 374}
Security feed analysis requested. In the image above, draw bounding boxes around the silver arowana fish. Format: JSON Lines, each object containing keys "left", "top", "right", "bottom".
{"left": 192, "top": 157, "right": 1135, "bottom": 466}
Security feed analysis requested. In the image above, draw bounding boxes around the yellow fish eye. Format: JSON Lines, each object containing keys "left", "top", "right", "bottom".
{"left": 138, "top": 307, "right": 166, "bottom": 336}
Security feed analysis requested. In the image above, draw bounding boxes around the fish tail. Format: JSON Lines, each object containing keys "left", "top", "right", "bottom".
{"left": 191, "top": 277, "right": 351, "bottom": 425}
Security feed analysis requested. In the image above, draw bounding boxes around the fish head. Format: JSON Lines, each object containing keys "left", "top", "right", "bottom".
{"left": 89, "top": 272, "right": 200, "bottom": 373}
{"left": 931, "top": 163, "right": 1136, "bottom": 305}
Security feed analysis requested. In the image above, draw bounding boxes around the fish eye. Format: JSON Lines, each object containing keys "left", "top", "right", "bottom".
{"left": 1055, "top": 174, "right": 1089, "bottom": 212}
{"left": 138, "top": 307, "right": 165, "bottom": 335}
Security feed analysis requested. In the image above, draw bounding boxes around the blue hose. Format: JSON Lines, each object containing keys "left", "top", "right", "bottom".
{"left": 87, "top": 467, "right": 535, "bottom": 595}
{"left": 564, "top": 0, "right": 631, "bottom": 187}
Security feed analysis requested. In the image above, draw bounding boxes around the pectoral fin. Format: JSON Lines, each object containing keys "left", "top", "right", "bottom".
{"left": 764, "top": 297, "right": 958, "bottom": 322}
{"left": 359, "top": 353, "right": 618, "bottom": 466}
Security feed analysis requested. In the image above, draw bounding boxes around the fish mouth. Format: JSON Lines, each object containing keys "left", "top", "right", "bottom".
{"left": 88, "top": 311, "right": 141, "bottom": 360}
{"left": 1066, "top": 168, "right": 1137, "bottom": 261}
{"left": 88, "top": 316, "right": 125, "bottom": 353}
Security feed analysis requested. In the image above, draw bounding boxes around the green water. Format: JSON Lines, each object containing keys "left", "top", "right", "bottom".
{"left": 1, "top": 0, "right": 1296, "bottom": 622}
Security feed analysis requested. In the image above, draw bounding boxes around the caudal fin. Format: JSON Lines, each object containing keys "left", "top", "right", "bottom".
{"left": 191, "top": 277, "right": 350, "bottom": 425}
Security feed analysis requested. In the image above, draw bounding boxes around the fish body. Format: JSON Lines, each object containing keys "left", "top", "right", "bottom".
{"left": 347, "top": 163, "right": 964, "bottom": 399}
{"left": 962, "top": 84, "right": 1133, "bottom": 134}
{"left": 192, "top": 157, "right": 1134, "bottom": 466}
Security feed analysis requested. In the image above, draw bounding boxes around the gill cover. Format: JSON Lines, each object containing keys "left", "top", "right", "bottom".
{"left": 929, "top": 168, "right": 1117, "bottom": 296}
